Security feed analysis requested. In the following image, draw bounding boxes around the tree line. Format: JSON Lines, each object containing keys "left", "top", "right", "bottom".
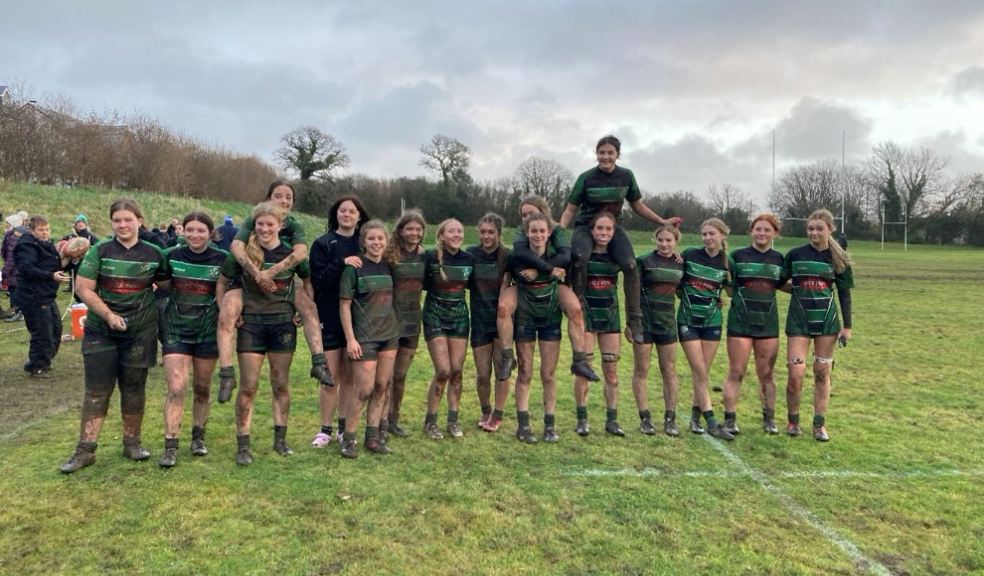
{"left": 2, "top": 89, "right": 981, "bottom": 245}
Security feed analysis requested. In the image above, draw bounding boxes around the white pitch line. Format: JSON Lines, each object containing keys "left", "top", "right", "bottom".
{"left": 566, "top": 468, "right": 983, "bottom": 479}
{"left": 702, "top": 436, "right": 892, "bottom": 576}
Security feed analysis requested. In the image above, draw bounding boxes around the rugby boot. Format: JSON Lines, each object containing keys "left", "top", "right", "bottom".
{"left": 388, "top": 419, "right": 409, "bottom": 439}
{"left": 365, "top": 436, "right": 392, "bottom": 455}
{"left": 724, "top": 416, "right": 741, "bottom": 436}
{"left": 639, "top": 417, "right": 657, "bottom": 435}
{"left": 273, "top": 426, "right": 293, "bottom": 456}
{"left": 575, "top": 418, "right": 590, "bottom": 437}
{"left": 812, "top": 425, "right": 830, "bottom": 442}
{"left": 605, "top": 420, "right": 626, "bottom": 437}
{"left": 339, "top": 438, "right": 358, "bottom": 459}
{"left": 786, "top": 422, "right": 803, "bottom": 437}
{"left": 689, "top": 418, "right": 705, "bottom": 435}
{"left": 236, "top": 435, "right": 253, "bottom": 466}
{"left": 158, "top": 438, "right": 178, "bottom": 468}
{"left": 515, "top": 426, "right": 538, "bottom": 444}
{"left": 708, "top": 424, "right": 735, "bottom": 441}
{"left": 542, "top": 426, "right": 559, "bottom": 443}
{"left": 571, "top": 359, "right": 600, "bottom": 382}
{"left": 446, "top": 421, "right": 464, "bottom": 439}
{"left": 60, "top": 442, "right": 97, "bottom": 474}
{"left": 310, "top": 363, "right": 334, "bottom": 387}
{"left": 482, "top": 414, "right": 503, "bottom": 432}
{"left": 424, "top": 421, "right": 444, "bottom": 440}
{"left": 190, "top": 426, "right": 208, "bottom": 456}
{"left": 664, "top": 416, "right": 680, "bottom": 437}
{"left": 763, "top": 419, "right": 779, "bottom": 435}
{"left": 217, "top": 370, "right": 237, "bottom": 404}
{"left": 497, "top": 350, "right": 516, "bottom": 381}
{"left": 122, "top": 436, "right": 151, "bottom": 461}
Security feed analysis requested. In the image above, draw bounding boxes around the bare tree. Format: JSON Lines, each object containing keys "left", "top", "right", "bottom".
{"left": 276, "top": 126, "right": 349, "bottom": 181}
{"left": 420, "top": 134, "right": 471, "bottom": 188}
{"left": 864, "top": 142, "right": 948, "bottom": 222}
{"left": 769, "top": 159, "right": 842, "bottom": 219}
{"left": 513, "top": 156, "right": 573, "bottom": 214}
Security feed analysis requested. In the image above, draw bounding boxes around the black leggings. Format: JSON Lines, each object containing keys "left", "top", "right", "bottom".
{"left": 570, "top": 224, "right": 641, "bottom": 320}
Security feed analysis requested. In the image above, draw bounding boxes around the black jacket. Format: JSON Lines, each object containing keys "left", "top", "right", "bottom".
{"left": 12, "top": 232, "right": 62, "bottom": 305}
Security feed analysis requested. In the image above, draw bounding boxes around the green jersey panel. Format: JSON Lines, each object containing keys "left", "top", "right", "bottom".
{"left": 784, "top": 244, "right": 854, "bottom": 336}
{"left": 727, "top": 246, "right": 786, "bottom": 337}
{"left": 392, "top": 250, "right": 425, "bottom": 338}
{"left": 568, "top": 166, "right": 643, "bottom": 226}
{"left": 584, "top": 252, "right": 621, "bottom": 333}
{"left": 677, "top": 247, "right": 729, "bottom": 328}
{"left": 467, "top": 245, "right": 507, "bottom": 337}
{"left": 223, "top": 241, "right": 307, "bottom": 324}
{"left": 509, "top": 254, "right": 561, "bottom": 330}
{"left": 77, "top": 238, "right": 167, "bottom": 335}
{"left": 339, "top": 259, "right": 400, "bottom": 344}
{"left": 422, "top": 248, "right": 474, "bottom": 332}
{"left": 638, "top": 251, "right": 684, "bottom": 337}
{"left": 161, "top": 245, "right": 227, "bottom": 344}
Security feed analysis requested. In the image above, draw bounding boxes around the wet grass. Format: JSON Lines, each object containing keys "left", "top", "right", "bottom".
{"left": 0, "top": 183, "right": 982, "bottom": 575}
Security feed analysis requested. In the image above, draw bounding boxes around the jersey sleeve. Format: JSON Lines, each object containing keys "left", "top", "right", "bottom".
{"left": 221, "top": 250, "right": 243, "bottom": 279}
{"left": 294, "top": 258, "right": 311, "bottom": 279}
{"left": 546, "top": 227, "right": 571, "bottom": 269}
{"left": 76, "top": 243, "right": 103, "bottom": 281}
{"left": 835, "top": 266, "right": 855, "bottom": 291}
{"left": 286, "top": 216, "right": 307, "bottom": 246}
{"left": 338, "top": 266, "right": 357, "bottom": 300}
{"left": 153, "top": 244, "right": 169, "bottom": 282}
{"left": 567, "top": 172, "right": 587, "bottom": 205}
{"left": 624, "top": 168, "right": 642, "bottom": 203}
{"left": 234, "top": 216, "right": 255, "bottom": 243}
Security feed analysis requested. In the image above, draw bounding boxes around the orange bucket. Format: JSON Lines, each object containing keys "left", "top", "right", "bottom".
{"left": 70, "top": 304, "right": 88, "bottom": 338}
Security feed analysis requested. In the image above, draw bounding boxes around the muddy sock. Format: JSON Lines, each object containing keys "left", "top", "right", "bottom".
{"left": 492, "top": 409, "right": 504, "bottom": 420}
{"left": 639, "top": 409, "right": 651, "bottom": 421}
{"left": 703, "top": 410, "right": 717, "bottom": 429}
{"left": 606, "top": 408, "right": 618, "bottom": 423}
{"left": 544, "top": 414, "right": 555, "bottom": 427}
{"left": 576, "top": 406, "right": 588, "bottom": 420}
{"left": 813, "top": 414, "right": 825, "bottom": 427}
{"left": 517, "top": 411, "right": 530, "bottom": 428}
{"left": 321, "top": 424, "right": 333, "bottom": 436}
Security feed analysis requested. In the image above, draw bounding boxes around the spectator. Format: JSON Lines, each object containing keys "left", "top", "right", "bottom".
{"left": 13, "top": 215, "right": 70, "bottom": 378}
{"left": 62, "top": 213, "right": 100, "bottom": 245}
{"left": 215, "top": 215, "right": 239, "bottom": 251}
{"left": 2, "top": 216, "right": 25, "bottom": 322}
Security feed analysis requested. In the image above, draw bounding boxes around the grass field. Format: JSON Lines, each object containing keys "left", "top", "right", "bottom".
{"left": 1, "top": 182, "right": 982, "bottom": 575}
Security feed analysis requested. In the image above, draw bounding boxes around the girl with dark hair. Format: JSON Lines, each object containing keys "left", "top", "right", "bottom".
{"left": 219, "top": 202, "right": 310, "bottom": 465}
{"left": 381, "top": 209, "right": 426, "bottom": 438}
{"left": 784, "top": 209, "right": 854, "bottom": 442}
{"left": 338, "top": 220, "right": 400, "bottom": 457}
{"left": 422, "top": 218, "right": 474, "bottom": 439}
{"left": 60, "top": 198, "right": 169, "bottom": 473}
{"left": 309, "top": 195, "right": 370, "bottom": 448}
{"left": 720, "top": 213, "right": 787, "bottom": 436}
{"left": 678, "top": 218, "right": 734, "bottom": 440}
{"left": 560, "top": 135, "right": 681, "bottom": 346}
{"left": 510, "top": 213, "right": 563, "bottom": 443}
{"left": 217, "top": 181, "right": 332, "bottom": 405}
{"left": 573, "top": 212, "right": 626, "bottom": 437}
{"left": 157, "top": 212, "right": 229, "bottom": 467}
{"left": 630, "top": 225, "right": 685, "bottom": 436}
{"left": 466, "top": 213, "right": 511, "bottom": 431}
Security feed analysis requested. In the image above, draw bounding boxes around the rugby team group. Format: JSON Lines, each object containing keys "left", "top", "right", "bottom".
{"left": 44, "top": 135, "right": 853, "bottom": 473}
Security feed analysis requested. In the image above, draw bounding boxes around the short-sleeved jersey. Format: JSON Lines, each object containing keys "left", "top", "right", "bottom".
{"left": 584, "top": 251, "right": 621, "bottom": 333}
{"left": 422, "top": 248, "right": 474, "bottom": 329}
{"left": 77, "top": 238, "right": 168, "bottom": 336}
{"left": 467, "top": 245, "right": 508, "bottom": 337}
{"left": 161, "top": 245, "right": 228, "bottom": 344}
{"left": 726, "top": 246, "right": 786, "bottom": 337}
{"left": 677, "top": 247, "right": 730, "bottom": 328}
{"left": 567, "top": 166, "right": 643, "bottom": 226}
{"left": 637, "top": 251, "right": 684, "bottom": 336}
{"left": 509, "top": 254, "right": 561, "bottom": 329}
{"left": 339, "top": 259, "right": 400, "bottom": 344}
{"left": 223, "top": 241, "right": 311, "bottom": 324}
{"left": 392, "top": 249, "right": 426, "bottom": 337}
{"left": 234, "top": 214, "right": 306, "bottom": 247}
{"left": 784, "top": 244, "right": 854, "bottom": 336}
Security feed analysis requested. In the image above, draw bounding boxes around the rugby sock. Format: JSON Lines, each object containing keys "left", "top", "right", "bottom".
{"left": 606, "top": 408, "right": 618, "bottom": 423}
{"left": 364, "top": 426, "right": 378, "bottom": 442}
{"left": 517, "top": 411, "right": 530, "bottom": 428}
{"left": 813, "top": 414, "right": 825, "bottom": 427}
{"left": 544, "top": 414, "right": 556, "bottom": 427}
{"left": 664, "top": 410, "right": 676, "bottom": 421}
{"left": 788, "top": 413, "right": 800, "bottom": 425}
{"left": 219, "top": 366, "right": 235, "bottom": 378}
{"left": 342, "top": 431, "right": 356, "bottom": 443}
{"left": 639, "top": 409, "right": 651, "bottom": 422}
{"left": 481, "top": 404, "right": 492, "bottom": 416}
{"left": 447, "top": 410, "right": 459, "bottom": 423}
{"left": 572, "top": 350, "right": 587, "bottom": 362}
{"left": 703, "top": 410, "right": 718, "bottom": 429}
{"left": 321, "top": 425, "right": 333, "bottom": 436}
{"left": 425, "top": 413, "right": 438, "bottom": 425}
{"left": 691, "top": 406, "right": 702, "bottom": 420}
{"left": 311, "top": 352, "right": 326, "bottom": 367}
{"left": 724, "top": 411, "right": 736, "bottom": 421}
{"left": 763, "top": 408, "right": 775, "bottom": 422}
{"left": 338, "top": 418, "right": 346, "bottom": 433}
{"left": 492, "top": 409, "right": 504, "bottom": 420}
{"left": 576, "top": 405, "right": 588, "bottom": 421}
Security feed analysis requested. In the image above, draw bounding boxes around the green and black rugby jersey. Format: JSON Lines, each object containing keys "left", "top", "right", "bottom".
{"left": 677, "top": 247, "right": 730, "bottom": 328}
{"left": 567, "top": 166, "right": 643, "bottom": 226}
{"left": 637, "top": 251, "right": 684, "bottom": 336}
{"left": 234, "top": 214, "right": 307, "bottom": 247}
{"left": 727, "top": 246, "right": 786, "bottom": 337}
{"left": 222, "top": 241, "right": 311, "bottom": 324}
{"left": 585, "top": 251, "right": 621, "bottom": 333}
{"left": 508, "top": 253, "right": 561, "bottom": 329}
{"left": 466, "top": 245, "right": 508, "bottom": 337}
{"left": 422, "top": 248, "right": 474, "bottom": 328}
{"left": 511, "top": 226, "right": 571, "bottom": 274}
{"left": 161, "top": 245, "right": 228, "bottom": 344}
{"left": 392, "top": 249, "right": 426, "bottom": 337}
{"left": 784, "top": 244, "right": 854, "bottom": 336}
{"left": 339, "top": 259, "right": 400, "bottom": 344}
{"left": 77, "top": 237, "right": 168, "bottom": 336}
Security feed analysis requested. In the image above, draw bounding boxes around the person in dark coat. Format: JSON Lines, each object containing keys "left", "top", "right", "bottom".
{"left": 2, "top": 217, "right": 26, "bottom": 321}
{"left": 13, "top": 215, "right": 71, "bottom": 377}
{"left": 62, "top": 213, "right": 100, "bottom": 245}
{"left": 215, "top": 215, "right": 239, "bottom": 252}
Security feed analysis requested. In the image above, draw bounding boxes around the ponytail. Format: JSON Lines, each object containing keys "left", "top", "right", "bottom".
{"left": 246, "top": 233, "right": 264, "bottom": 270}
{"left": 808, "top": 209, "right": 853, "bottom": 273}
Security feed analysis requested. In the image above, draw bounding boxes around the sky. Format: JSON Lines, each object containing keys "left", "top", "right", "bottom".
{"left": 4, "top": 1, "right": 983, "bottom": 208}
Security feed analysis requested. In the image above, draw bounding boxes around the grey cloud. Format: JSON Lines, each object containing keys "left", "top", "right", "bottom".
{"left": 774, "top": 98, "right": 872, "bottom": 161}
{"left": 951, "top": 66, "right": 984, "bottom": 97}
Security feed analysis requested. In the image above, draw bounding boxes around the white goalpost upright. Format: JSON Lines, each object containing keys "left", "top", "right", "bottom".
{"left": 880, "top": 204, "right": 908, "bottom": 251}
